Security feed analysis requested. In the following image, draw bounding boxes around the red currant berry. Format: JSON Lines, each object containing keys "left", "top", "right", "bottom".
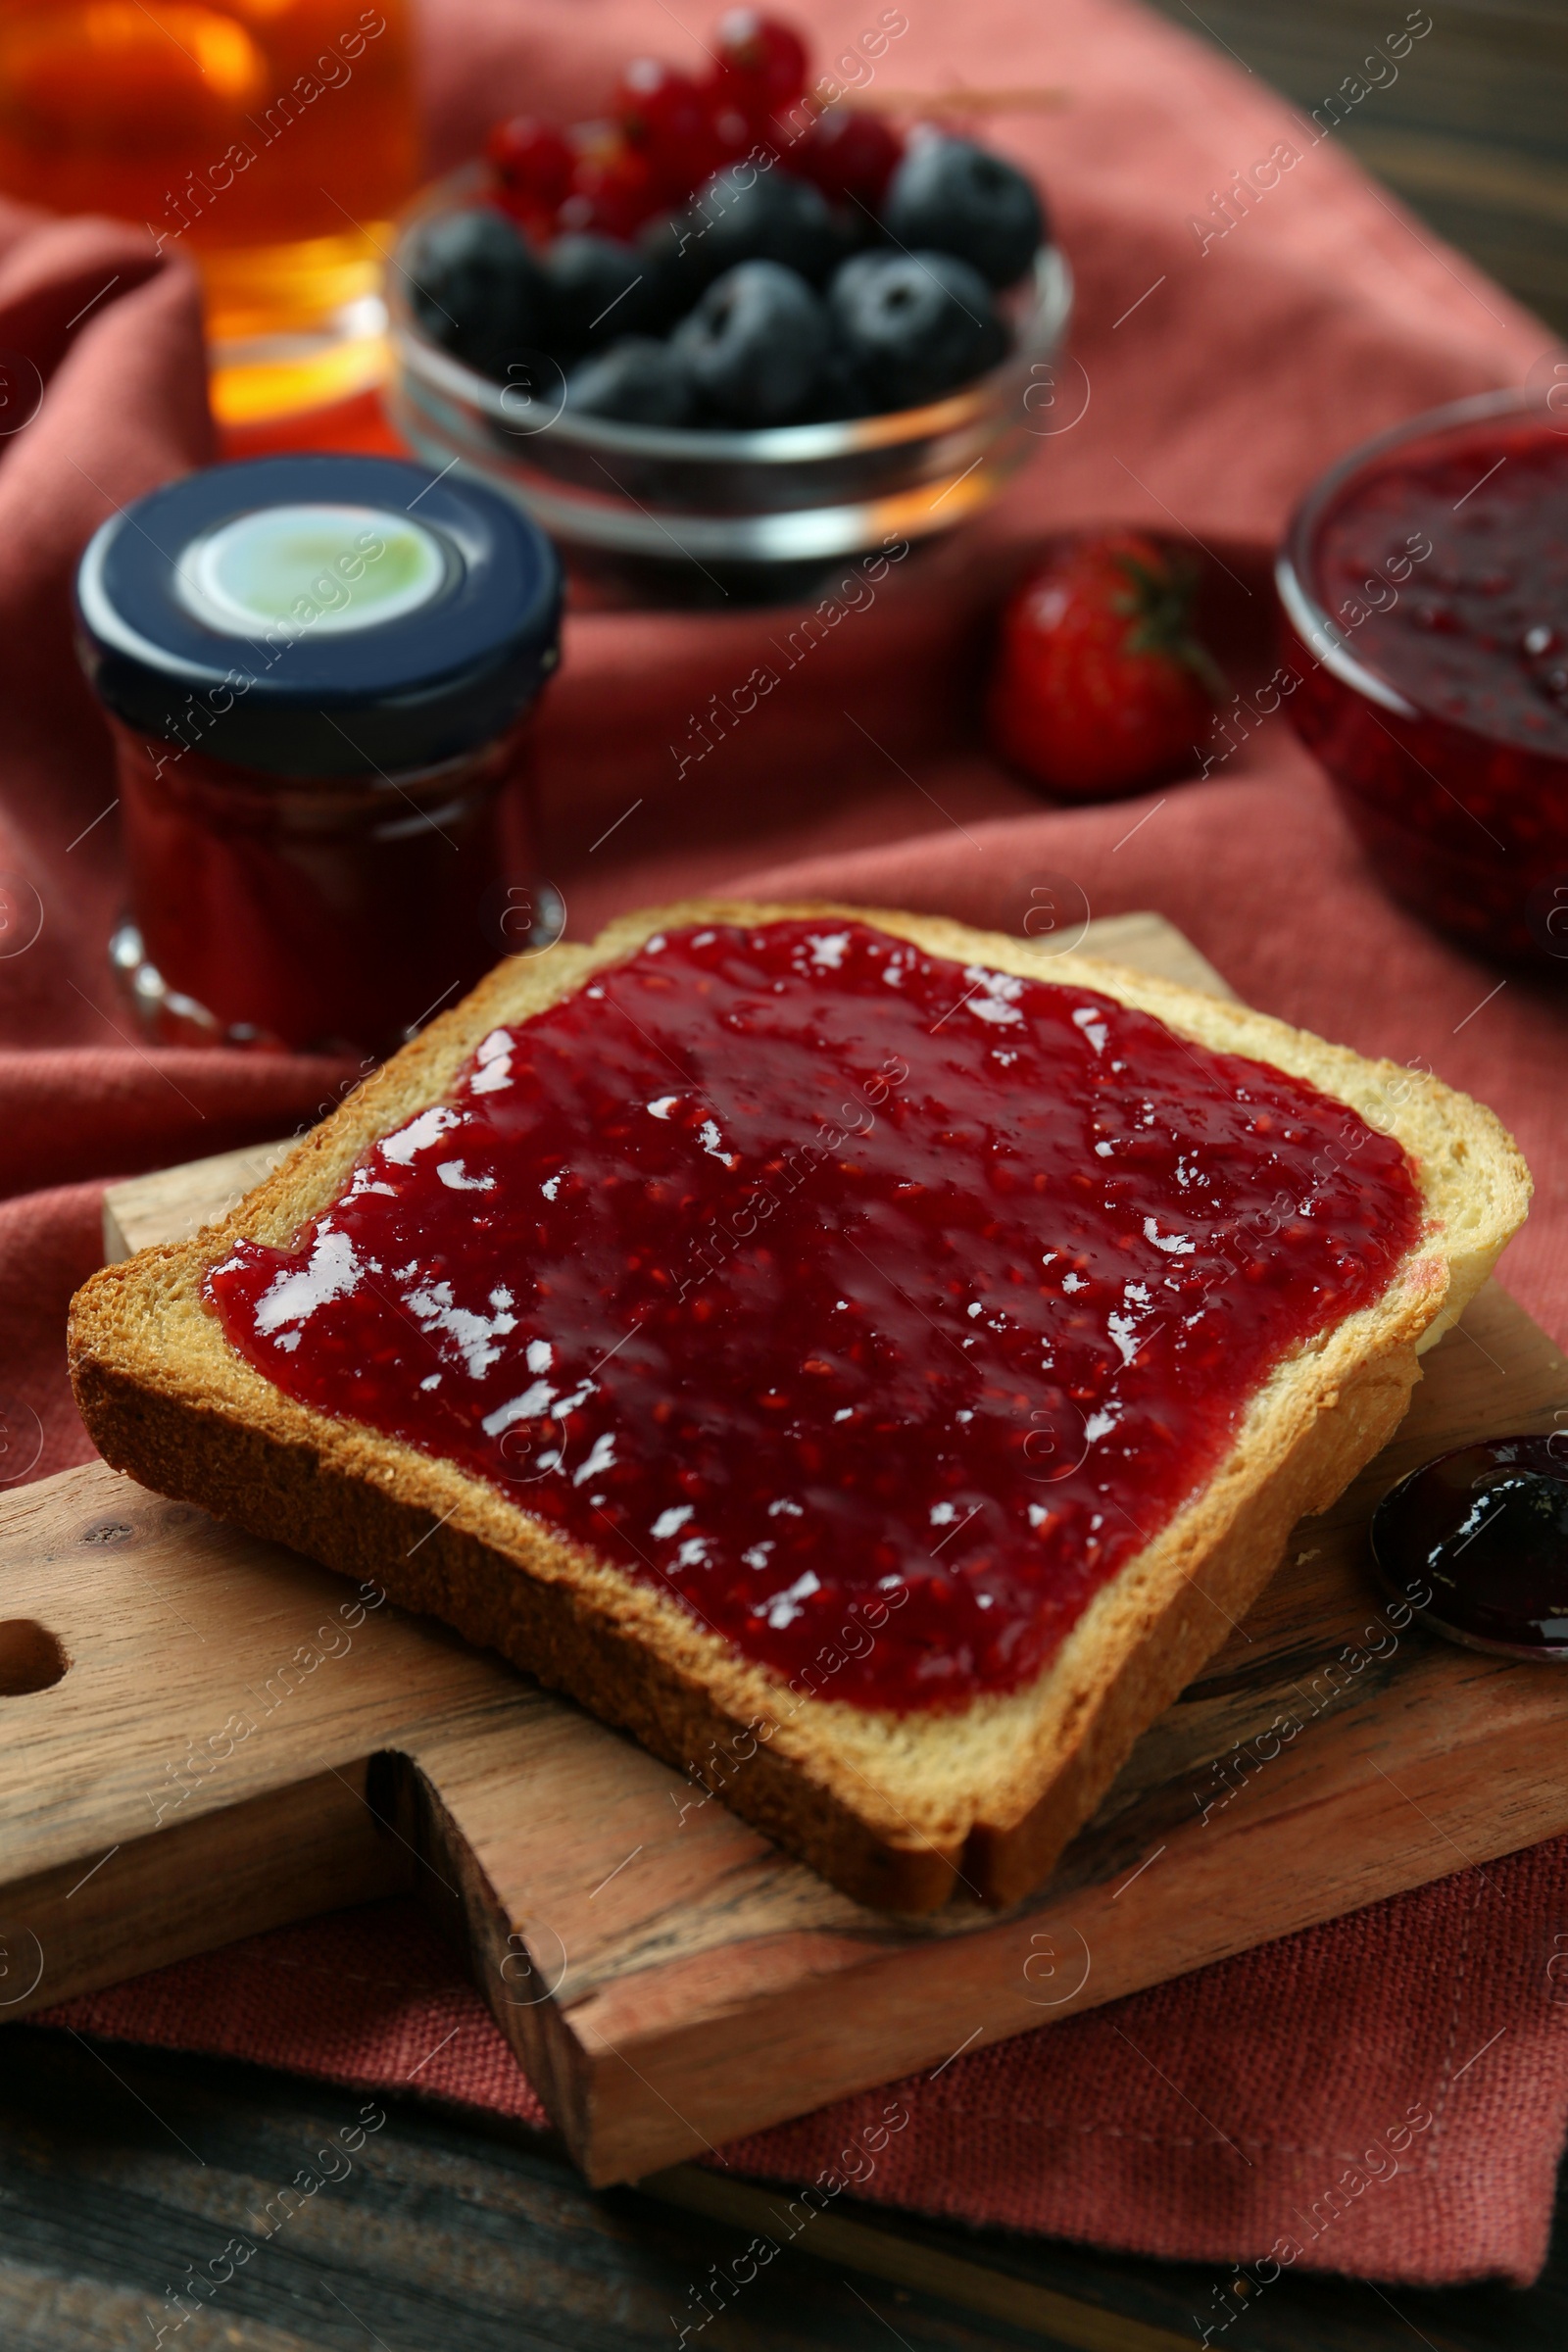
{"left": 559, "top": 125, "right": 660, "bottom": 242}
{"left": 485, "top": 116, "right": 574, "bottom": 212}
{"left": 793, "top": 106, "right": 904, "bottom": 208}
{"left": 703, "top": 95, "right": 755, "bottom": 172}
{"left": 711, "top": 10, "right": 810, "bottom": 128}
{"left": 614, "top": 59, "right": 711, "bottom": 187}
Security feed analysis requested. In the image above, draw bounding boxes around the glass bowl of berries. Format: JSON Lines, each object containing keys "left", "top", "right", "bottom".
{"left": 385, "top": 10, "right": 1070, "bottom": 607}
{"left": 1277, "top": 384, "right": 1568, "bottom": 972}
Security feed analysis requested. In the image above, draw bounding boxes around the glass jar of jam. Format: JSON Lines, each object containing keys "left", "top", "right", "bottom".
{"left": 74, "top": 454, "right": 562, "bottom": 1056}
{"left": 1276, "top": 388, "right": 1568, "bottom": 970}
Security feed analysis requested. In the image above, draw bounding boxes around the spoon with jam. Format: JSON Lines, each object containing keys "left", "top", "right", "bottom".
{"left": 1372, "top": 1435, "right": 1568, "bottom": 1659}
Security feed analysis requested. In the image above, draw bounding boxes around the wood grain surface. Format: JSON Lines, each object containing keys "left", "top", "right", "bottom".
{"left": 10, "top": 2027, "right": 1568, "bottom": 2352}
{"left": 1142, "top": 0, "right": 1568, "bottom": 334}
{"left": 7, "top": 913, "right": 1564, "bottom": 2188}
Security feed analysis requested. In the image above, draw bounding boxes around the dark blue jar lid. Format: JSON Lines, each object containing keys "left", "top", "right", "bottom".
{"left": 74, "top": 454, "right": 563, "bottom": 780}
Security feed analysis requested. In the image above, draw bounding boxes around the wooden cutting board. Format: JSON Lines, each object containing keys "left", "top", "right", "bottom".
{"left": 4, "top": 912, "right": 1565, "bottom": 2188}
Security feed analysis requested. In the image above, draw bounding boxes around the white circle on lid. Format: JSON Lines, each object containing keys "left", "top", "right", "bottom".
{"left": 172, "top": 503, "right": 449, "bottom": 640}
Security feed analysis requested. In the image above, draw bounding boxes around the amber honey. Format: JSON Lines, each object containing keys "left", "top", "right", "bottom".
{"left": 0, "top": 1, "right": 419, "bottom": 424}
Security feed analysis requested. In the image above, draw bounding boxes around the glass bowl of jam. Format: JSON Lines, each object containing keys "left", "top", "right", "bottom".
{"left": 1277, "top": 387, "right": 1568, "bottom": 970}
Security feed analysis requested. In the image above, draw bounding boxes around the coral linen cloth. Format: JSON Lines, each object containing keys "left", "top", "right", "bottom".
{"left": 7, "top": 0, "right": 1568, "bottom": 2290}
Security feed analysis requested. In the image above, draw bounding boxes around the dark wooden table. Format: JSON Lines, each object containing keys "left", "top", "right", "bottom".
{"left": 2, "top": 2022, "right": 1565, "bottom": 2350}
{"left": 1142, "top": 0, "right": 1568, "bottom": 335}
{"left": 6, "top": 11, "right": 1566, "bottom": 2347}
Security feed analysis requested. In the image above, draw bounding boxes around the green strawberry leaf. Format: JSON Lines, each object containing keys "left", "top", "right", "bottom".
{"left": 1112, "top": 549, "right": 1229, "bottom": 701}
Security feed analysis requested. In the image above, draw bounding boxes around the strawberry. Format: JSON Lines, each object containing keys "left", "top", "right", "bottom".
{"left": 985, "top": 531, "right": 1224, "bottom": 801}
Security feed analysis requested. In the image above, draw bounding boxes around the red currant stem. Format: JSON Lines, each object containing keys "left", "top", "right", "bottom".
{"left": 846, "top": 84, "right": 1069, "bottom": 114}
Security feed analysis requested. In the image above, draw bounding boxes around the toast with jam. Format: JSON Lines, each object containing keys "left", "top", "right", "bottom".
{"left": 69, "top": 901, "right": 1529, "bottom": 1911}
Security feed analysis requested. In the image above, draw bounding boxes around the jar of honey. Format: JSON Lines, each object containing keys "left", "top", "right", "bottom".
{"left": 74, "top": 454, "right": 563, "bottom": 1057}
{"left": 0, "top": 1, "right": 419, "bottom": 429}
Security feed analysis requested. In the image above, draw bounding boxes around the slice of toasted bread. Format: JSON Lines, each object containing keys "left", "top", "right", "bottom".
{"left": 69, "top": 901, "right": 1529, "bottom": 1912}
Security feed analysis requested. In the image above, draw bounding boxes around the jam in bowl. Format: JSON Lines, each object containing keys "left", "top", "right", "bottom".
{"left": 1277, "top": 388, "right": 1568, "bottom": 970}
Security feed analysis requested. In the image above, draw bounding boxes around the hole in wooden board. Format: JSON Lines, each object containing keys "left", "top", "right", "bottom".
{"left": 0, "top": 1619, "right": 69, "bottom": 1693}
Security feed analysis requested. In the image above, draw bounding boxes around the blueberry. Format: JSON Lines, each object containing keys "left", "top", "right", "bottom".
{"left": 881, "top": 134, "right": 1045, "bottom": 288}
{"left": 830, "top": 249, "right": 893, "bottom": 316}
{"left": 634, "top": 211, "right": 710, "bottom": 332}
{"left": 682, "top": 165, "right": 845, "bottom": 290}
{"left": 789, "top": 340, "right": 876, "bottom": 422}
{"left": 671, "top": 260, "right": 831, "bottom": 425}
{"left": 407, "top": 207, "right": 548, "bottom": 381}
{"left": 544, "top": 233, "right": 654, "bottom": 356}
{"left": 830, "top": 250, "right": 1007, "bottom": 408}
{"left": 564, "top": 339, "right": 698, "bottom": 426}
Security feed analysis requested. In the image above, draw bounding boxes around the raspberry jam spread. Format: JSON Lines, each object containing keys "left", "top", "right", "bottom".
{"left": 207, "top": 920, "right": 1423, "bottom": 1709}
